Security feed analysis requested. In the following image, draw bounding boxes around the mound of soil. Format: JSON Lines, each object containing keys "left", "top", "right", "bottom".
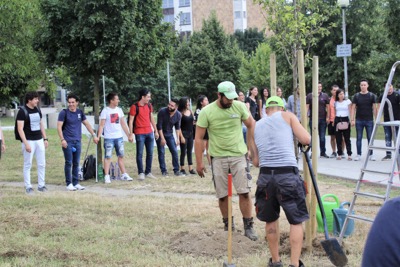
{"left": 169, "top": 230, "right": 265, "bottom": 259}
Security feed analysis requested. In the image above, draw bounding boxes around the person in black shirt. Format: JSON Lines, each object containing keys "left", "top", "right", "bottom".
{"left": 193, "top": 95, "right": 211, "bottom": 167}
{"left": 306, "top": 82, "right": 330, "bottom": 158}
{"left": 245, "top": 86, "right": 260, "bottom": 121}
{"left": 156, "top": 98, "right": 183, "bottom": 177}
{"left": 377, "top": 83, "right": 400, "bottom": 160}
{"left": 16, "top": 91, "right": 48, "bottom": 194}
{"left": 178, "top": 97, "right": 195, "bottom": 175}
{"left": 351, "top": 79, "right": 378, "bottom": 161}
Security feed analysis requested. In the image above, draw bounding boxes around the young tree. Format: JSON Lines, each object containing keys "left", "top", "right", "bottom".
{"left": 239, "top": 42, "right": 272, "bottom": 91}
{"left": 255, "top": 0, "right": 337, "bottom": 93}
{"left": 37, "top": 0, "right": 174, "bottom": 157}
{"left": 172, "top": 12, "right": 243, "bottom": 100}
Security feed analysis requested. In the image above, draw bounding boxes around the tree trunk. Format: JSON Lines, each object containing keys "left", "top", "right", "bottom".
{"left": 93, "top": 73, "right": 102, "bottom": 160}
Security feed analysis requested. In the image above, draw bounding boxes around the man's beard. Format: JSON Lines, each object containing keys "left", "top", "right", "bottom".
{"left": 168, "top": 108, "right": 175, "bottom": 113}
{"left": 220, "top": 98, "right": 232, "bottom": 109}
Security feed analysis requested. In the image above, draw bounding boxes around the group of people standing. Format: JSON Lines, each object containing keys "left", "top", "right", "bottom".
{"left": 5, "top": 79, "right": 399, "bottom": 267}
{"left": 306, "top": 80, "right": 399, "bottom": 162}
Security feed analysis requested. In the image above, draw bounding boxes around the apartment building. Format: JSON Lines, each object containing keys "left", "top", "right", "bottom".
{"left": 162, "top": 0, "right": 266, "bottom": 37}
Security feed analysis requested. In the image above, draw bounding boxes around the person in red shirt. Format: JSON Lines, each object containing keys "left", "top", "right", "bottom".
{"left": 128, "top": 89, "right": 159, "bottom": 181}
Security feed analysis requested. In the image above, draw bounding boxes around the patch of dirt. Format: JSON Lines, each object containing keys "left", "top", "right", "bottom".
{"left": 169, "top": 230, "right": 265, "bottom": 259}
{"left": 170, "top": 229, "right": 334, "bottom": 260}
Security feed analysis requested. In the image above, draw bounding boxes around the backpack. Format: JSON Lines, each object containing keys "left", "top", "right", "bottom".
{"left": 127, "top": 103, "right": 152, "bottom": 130}
{"left": 61, "top": 108, "right": 84, "bottom": 131}
{"left": 353, "top": 92, "right": 375, "bottom": 105}
{"left": 82, "top": 154, "right": 96, "bottom": 180}
{"left": 15, "top": 106, "right": 42, "bottom": 141}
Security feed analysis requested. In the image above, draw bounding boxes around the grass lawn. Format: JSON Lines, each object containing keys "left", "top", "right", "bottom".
{"left": 0, "top": 126, "right": 396, "bottom": 266}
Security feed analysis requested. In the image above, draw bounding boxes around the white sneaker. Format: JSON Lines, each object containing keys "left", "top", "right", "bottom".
{"left": 74, "top": 184, "right": 85, "bottom": 190}
{"left": 138, "top": 173, "right": 145, "bottom": 181}
{"left": 369, "top": 155, "right": 376, "bottom": 161}
{"left": 354, "top": 155, "right": 361, "bottom": 161}
{"left": 122, "top": 173, "right": 133, "bottom": 181}
{"left": 145, "top": 173, "right": 157, "bottom": 179}
{"left": 67, "top": 183, "right": 77, "bottom": 191}
{"left": 104, "top": 175, "right": 111, "bottom": 184}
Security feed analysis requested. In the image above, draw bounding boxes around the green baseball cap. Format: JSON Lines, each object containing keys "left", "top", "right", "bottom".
{"left": 218, "top": 81, "right": 238, "bottom": 100}
{"left": 266, "top": 96, "right": 285, "bottom": 109}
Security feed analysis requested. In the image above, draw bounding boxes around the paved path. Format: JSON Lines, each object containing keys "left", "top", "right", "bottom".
{"left": 298, "top": 137, "right": 400, "bottom": 187}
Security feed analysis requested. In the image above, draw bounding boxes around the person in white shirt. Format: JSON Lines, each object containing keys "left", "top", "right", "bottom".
{"left": 334, "top": 89, "right": 353, "bottom": 160}
{"left": 98, "top": 92, "right": 133, "bottom": 183}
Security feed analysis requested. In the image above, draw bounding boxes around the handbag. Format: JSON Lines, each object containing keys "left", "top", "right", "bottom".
{"left": 336, "top": 121, "right": 349, "bottom": 131}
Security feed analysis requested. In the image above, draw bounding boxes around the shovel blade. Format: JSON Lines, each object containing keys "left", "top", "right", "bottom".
{"left": 321, "top": 238, "right": 348, "bottom": 267}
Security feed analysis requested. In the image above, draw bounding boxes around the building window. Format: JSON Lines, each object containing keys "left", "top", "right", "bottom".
{"left": 180, "top": 12, "right": 191, "bottom": 25}
{"left": 243, "top": 11, "right": 246, "bottom": 18}
{"left": 162, "top": 0, "right": 174, "bottom": 8}
{"left": 179, "top": 0, "right": 190, "bottom": 7}
{"left": 234, "top": 11, "right": 241, "bottom": 19}
{"left": 163, "top": 14, "right": 174, "bottom": 24}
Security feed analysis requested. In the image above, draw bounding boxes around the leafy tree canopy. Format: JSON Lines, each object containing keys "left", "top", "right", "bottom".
{"left": 172, "top": 12, "right": 243, "bottom": 101}
{"left": 232, "top": 28, "right": 266, "bottom": 55}
{"left": 38, "top": 0, "right": 175, "bottom": 84}
{"left": 239, "top": 42, "right": 272, "bottom": 92}
{"left": 0, "top": 0, "right": 44, "bottom": 104}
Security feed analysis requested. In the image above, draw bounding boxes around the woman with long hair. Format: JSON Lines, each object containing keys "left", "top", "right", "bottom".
{"left": 334, "top": 88, "right": 352, "bottom": 160}
{"left": 245, "top": 86, "right": 260, "bottom": 121}
{"left": 178, "top": 97, "right": 195, "bottom": 175}
{"left": 276, "top": 86, "right": 287, "bottom": 107}
{"left": 258, "top": 87, "right": 269, "bottom": 118}
{"left": 193, "top": 95, "right": 211, "bottom": 167}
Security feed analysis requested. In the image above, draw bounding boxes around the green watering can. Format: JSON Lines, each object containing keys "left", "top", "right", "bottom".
{"left": 316, "top": 194, "right": 340, "bottom": 233}
{"left": 332, "top": 201, "right": 355, "bottom": 237}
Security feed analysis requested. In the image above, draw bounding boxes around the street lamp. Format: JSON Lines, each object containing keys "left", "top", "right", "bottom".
{"left": 338, "top": 0, "right": 350, "bottom": 99}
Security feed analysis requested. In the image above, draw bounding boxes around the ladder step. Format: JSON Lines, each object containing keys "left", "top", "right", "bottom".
{"left": 368, "top": 145, "right": 396, "bottom": 151}
{"left": 361, "top": 168, "right": 392, "bottom": 175}
{"left": 377, "top": 121, "right": 400, "bottom": 126}
{"left": 354, "top": 191, "right": 387, "bottom": 200}
{"left": 347, "top": 214, "right": 374, "bottom": 223}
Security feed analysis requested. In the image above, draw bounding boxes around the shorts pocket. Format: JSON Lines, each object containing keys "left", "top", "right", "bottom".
{"left": 254, "top": 186, "right": 267, "bottom": 220}
{"left": 277, "top": 176, "right": 304, "bottom": 201}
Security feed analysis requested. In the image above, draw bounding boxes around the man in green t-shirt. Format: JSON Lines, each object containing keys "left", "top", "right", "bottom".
{"left": 195, "top": 81, "right": 258, "bottom": 241}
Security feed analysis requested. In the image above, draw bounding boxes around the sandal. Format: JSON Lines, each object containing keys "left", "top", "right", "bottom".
{"left": 337, "top": 156, "right": 342, "bottom": 160}
{"left": 348, "top": 156, "right": 352, "bottom": 161}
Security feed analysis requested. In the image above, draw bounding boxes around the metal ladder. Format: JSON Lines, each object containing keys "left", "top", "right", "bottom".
{"left": 338, "top": 61, "right": 400, "bottom": 243}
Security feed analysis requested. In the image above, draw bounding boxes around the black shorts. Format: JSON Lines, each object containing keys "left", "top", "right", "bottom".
{"left": 327, "top": 122, "right": 336, "bottom": 135}
{"left": 255, "top": 168, "right": 309, "bottom": 225}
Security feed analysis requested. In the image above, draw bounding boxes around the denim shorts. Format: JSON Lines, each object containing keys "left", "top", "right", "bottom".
{"left": 104, "top": 137, "right": 124, "bottom": 159}
{"left": 255, "top": 169, "right": 309, "bottom": 225}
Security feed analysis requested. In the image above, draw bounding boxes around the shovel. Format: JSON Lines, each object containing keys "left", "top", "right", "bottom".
{"left": 301, "top": 146, "right": 348, "bottom": 267}
{"left": 223, "top": 173, "right": 236, "bottom": 267}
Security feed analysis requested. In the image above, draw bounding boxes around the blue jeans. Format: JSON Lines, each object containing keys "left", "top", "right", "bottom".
{"left": 384, "top": 126, "right": 399, "bottom": 156}
{"left": 135, "top": 132, "right": 154, "bottom": 174}
{"left": 156, "top": 134, "right": 179, "bottom": 173}
{"left": 355, "top": 120, "right": 373, "bottom": 156}
{"left": 62, "top": 140, "right": 82, "bottom": 186}
{"left": 309, "top": 119, "right": 327, "bottom": 155}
